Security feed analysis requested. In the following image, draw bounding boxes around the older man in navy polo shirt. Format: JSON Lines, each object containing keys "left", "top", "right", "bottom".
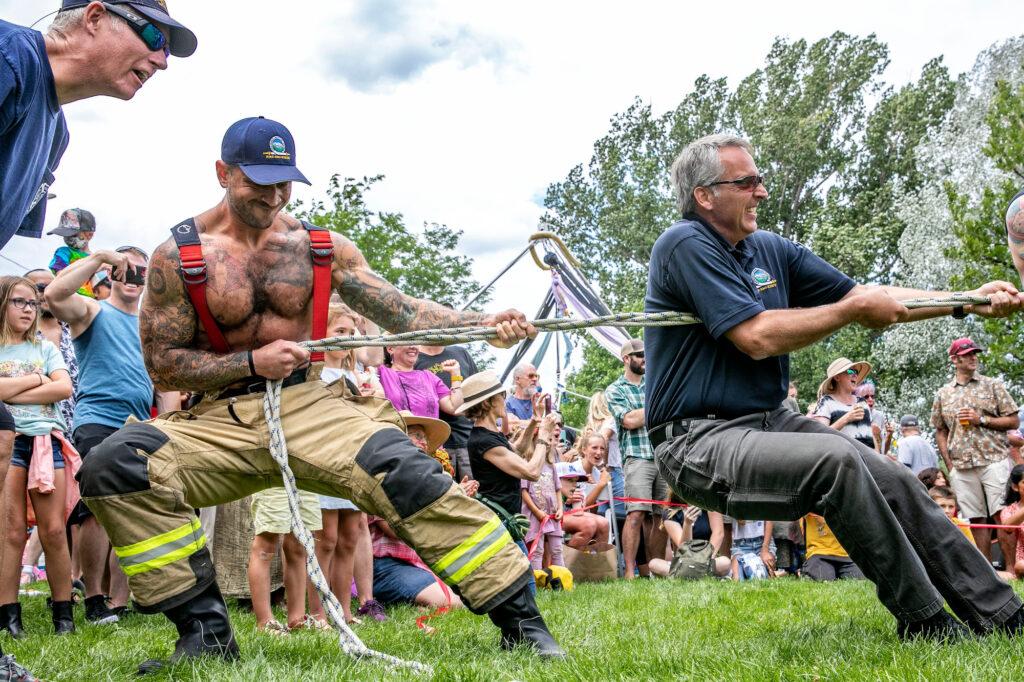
{"left": 645, "top": 133, "right": 1024, "bottom": 641}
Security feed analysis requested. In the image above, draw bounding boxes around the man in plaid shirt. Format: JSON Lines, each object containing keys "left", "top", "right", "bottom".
{"left": 606, "top": 339, "right": 667, "bottom": 578}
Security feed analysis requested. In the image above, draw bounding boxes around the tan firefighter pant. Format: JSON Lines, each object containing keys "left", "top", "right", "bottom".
{"left": 78, "top": 376, "right": 530, "bottom": 614}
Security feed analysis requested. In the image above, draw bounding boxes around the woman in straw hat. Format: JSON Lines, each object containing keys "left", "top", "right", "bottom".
{"left": 457, "top": 371, "right": 558, "bottom": 568}
{"left": 811, "top": 357, "right": 875, "bottom": 449}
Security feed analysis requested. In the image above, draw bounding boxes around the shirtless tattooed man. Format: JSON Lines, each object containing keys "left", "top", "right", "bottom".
{"left": 78, "top": 117, "right": 563, "bottom": 673}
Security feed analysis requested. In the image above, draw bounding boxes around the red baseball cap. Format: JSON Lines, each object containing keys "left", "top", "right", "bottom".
{"left": 948, "top": 337, "right": 983, "bottom": 357}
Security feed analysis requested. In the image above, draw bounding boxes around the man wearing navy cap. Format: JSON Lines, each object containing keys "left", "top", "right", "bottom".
{"left": 646, "top": 133, "right": 1024, "bottom": 645}
{"left": 78, "top": 118, "right": 561, "bottom": 672}
{"left": 0, "top": 1, "right": 197, "bottom": 250}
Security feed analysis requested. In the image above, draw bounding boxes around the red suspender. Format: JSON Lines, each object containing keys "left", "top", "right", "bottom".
{"left": 302, "top": 221, "right": 335, "bottom": 363}
{"left": 171, "top": 219, "right": 232, "bottom": 354}
{"left": 171, "top": 220, "right": 334, "bottom": 361}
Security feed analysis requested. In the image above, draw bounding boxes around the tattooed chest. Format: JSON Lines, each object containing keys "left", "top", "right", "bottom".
{"left": 199, "top": 241, "right": 314, "bottom": 340}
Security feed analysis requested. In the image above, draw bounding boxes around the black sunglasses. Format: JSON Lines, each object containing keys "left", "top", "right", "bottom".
{"left": 707, "top": 174, "right": 766, "bottom": 191}
{"left": 104, "top": 2, "right": 170, "bottom": 57}
{"left": 629, "top": 351, "right": 645, "bottom": 359}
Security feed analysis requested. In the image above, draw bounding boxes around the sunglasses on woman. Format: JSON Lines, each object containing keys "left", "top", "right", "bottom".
{"left": 104, "top": 2, "right": 170, "bottom": 57}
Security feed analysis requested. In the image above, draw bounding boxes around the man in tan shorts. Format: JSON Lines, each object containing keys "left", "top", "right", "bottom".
{"left": 78, "top": 116, "right": 562, "bottom": 672}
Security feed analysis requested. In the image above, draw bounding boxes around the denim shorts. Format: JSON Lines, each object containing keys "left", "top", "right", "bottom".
{"left": 11, "top": 435, "right": 65, "bottom": 470}
{"left": 372, "top": 556, "right": 437, "bottom": 605}
{"left": 730, "top": 535, "right": 775, "bottom": 557}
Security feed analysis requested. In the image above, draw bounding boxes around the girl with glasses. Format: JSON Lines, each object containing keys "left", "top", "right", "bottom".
{"left": 0, "top": 276, "right": 77, "bottom": 637}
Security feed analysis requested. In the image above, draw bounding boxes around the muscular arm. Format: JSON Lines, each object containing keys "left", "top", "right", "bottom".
{"left": 140, "top": 239, "right": 250, "bottom": 391}
{"left": 333, "top": 235, "right": 487, "bottom": 333}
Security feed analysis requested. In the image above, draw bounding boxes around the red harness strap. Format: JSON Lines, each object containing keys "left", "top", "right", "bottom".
{"left": 170, "top": 219, "right": 335, "bottom": 362}
{"left": 303, "top": 221, "right": 334, "bottom": 362}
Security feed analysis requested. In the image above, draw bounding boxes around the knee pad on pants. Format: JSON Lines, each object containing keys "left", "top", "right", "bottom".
{"left": 354, "top": 428, "right": 452, "bottom": 518}
{"left": 79, "top": 423, "right": 168, "bottom": 497}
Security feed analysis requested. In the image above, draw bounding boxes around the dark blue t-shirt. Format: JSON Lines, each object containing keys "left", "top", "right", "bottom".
{"left": 0, "top": 20, "right": 69, "bottom": 249}
{"left": 644, "top": 215, "right": 855, "bottom": 426}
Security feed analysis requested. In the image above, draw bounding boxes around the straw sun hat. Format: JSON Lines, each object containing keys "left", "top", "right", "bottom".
{"left": 817, "top": 357, "right": 872, "bottom": 398}
{"left": 398, "top": 411, "right": 450, "bottom": 454}
{"left": 453, "top": 370, "right": 506, "bottom": 416}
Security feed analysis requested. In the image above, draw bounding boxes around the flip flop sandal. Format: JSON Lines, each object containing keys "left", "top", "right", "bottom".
{"left": 304, "top": 615, "right": 334, "bottom": 632}
{"left": 257, "top": 619, "right": 289, "bottom": 636}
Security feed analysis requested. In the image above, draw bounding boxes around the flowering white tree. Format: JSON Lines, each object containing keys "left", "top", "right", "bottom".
{"left": 875, "top": 37, "right": 1024, "bottom": 420}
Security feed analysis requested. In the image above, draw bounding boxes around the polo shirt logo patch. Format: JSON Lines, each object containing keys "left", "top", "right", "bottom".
{"left": 751, "top": 267, "right": 777, "bottom": 292}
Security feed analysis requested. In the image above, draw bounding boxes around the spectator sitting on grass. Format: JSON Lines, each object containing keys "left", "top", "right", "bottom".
{"left": 998, "top": 465, "right": 1024, "bottom": 579}
{"left": 557, "top": 461, "right": 612, "bottom": 552}
{"left": 730, "top": 519, "right": 775, "bottom": 582}
{"left": 801, "top": 513, "right": 864, "bottom": 581}
{"left": 918, "top": 467, "right": 948, "bottom": 490}
{"left": 369, "top": 413, "right": 472, "bottom": 610}
{"left": 649, "top": 504, "right": 730, "bottom": 578}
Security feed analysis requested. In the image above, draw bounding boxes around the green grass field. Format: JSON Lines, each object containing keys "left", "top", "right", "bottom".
{"left": 4, "top": 578, "right": 1022, "bottom": 681}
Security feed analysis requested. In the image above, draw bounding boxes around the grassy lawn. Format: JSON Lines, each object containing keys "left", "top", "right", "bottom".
{"left": 4, "top": 578, "right": 1022, "bottom": 681}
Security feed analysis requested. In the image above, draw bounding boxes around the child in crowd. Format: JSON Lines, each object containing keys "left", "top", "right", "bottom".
{"left": 47, "top": 208, "right": 98, "bottom": 298}
{"left": 929, "top": 486, "right": 976, "bottom": 546}
{"left": 730, "top": 519, "right": 775, "bottom": 581}
{"left": 308, "top": 302, "right": 385, "bottom": 626}
{"left": 0, "top": 276, "right": 77, "bottom": 636}
{"left": 917, "top": 467, "right": 948, "bottom": 489}
{"left": 998, "top": 465, "right": 1024, "bottom": 578}
{"left": 522, "top": 439, "right": 565, "bottom": 570}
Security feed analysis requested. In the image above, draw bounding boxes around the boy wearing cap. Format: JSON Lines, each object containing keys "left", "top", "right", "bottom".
{"left": 77, "top": 118, "right": 559, "bottom": 672}
{"left": 0, "top": 1, "right": 196, "bottom": 251}
{"left": 931, "top": 338, "right": 1018, "bottom": 568}
{"left": 47, "top": 208, "right": 97, "bottom": 297}
{"left": 895, "top": 415, "right": 938, "bottom": 474}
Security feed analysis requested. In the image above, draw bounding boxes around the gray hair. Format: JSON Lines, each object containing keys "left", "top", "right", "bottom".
{"left": 48, "top": 6, "right": 126, "bottom": 40}
{"left": 512, "top": 363, "right": 535, "bottom": 381}
{"left": 670, "top": 134, "right": 754, "bottom": 216}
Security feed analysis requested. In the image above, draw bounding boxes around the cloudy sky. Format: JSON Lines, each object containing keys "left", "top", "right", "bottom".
{"left": 2, "top": 0, "right": 1019, "bottom": 388}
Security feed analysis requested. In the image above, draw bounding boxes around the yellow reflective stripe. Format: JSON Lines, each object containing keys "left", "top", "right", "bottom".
{"left": 121, "top": 535, "right": 207, "bottom": 577}
{"left": 114, "top": 518, "right": 202, "bottom": 559}
{"left": 448, "top": 530, "right": 512, "bottom": 583}
{"left": 431, "top": 517, "right": 501, "bottom": 575}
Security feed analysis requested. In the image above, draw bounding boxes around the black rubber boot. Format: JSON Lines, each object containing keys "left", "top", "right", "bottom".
{"left": 0, "top": 604, "right": 25, "bottom": 640}
{"left": 50, "top": 600, "right": 75, "bottom": 635}
{"left": 897, "top": 609, "right": 970, "bottom": 642}
{"left": 487, "top": 585, "right": 565, "bottom": 659}
{"left": 137, "top": 582, "right": 239, "bottom": 675}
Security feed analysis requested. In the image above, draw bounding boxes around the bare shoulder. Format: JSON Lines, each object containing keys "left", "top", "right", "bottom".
{"left": 145, "top": 236, "right": 185, "bottom": 303}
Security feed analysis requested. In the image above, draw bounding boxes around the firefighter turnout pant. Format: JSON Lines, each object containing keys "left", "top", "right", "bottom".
{"left": 78, "top": 377, "right": 531, "bottom": 614}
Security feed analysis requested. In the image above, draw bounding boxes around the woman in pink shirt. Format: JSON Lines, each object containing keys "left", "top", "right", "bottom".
{"left": 378, "top": 345, "right": 464, "bottom": 418}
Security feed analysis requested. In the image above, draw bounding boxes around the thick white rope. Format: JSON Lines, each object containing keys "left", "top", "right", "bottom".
{"left": 261, "top": 297, "right": 987, "bottom": 672}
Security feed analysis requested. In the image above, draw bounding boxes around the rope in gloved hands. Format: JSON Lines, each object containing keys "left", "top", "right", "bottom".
{"left": 260, "top": 295, "right": 991, "bottom": 672}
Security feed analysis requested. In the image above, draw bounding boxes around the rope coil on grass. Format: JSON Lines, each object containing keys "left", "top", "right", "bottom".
{"left": 262, "top": 295, "right": 988, "bottom": 673}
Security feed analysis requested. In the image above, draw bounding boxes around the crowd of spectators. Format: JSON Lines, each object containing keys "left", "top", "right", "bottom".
{"left": 2, "top": 217, "right": 1023, "bottom": 644}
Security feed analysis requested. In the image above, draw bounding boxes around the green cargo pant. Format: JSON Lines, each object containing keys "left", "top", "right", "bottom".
{"left": 79, "top": 377, "right": 530, "bottom": 614}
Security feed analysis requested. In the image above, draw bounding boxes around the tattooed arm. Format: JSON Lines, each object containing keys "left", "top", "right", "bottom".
{"left": 140, "top": 238, "right": 251, "bottom": 391}
{"left": 331, "top": 233, "right": 533, "bottom": 346}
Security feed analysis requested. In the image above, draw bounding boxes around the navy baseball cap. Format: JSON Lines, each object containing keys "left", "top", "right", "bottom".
{"left": 59, "top": 1, "right": 197, "bottom": 58}
{"left": 221, "top": 117, "right": 311, "bottom": 186}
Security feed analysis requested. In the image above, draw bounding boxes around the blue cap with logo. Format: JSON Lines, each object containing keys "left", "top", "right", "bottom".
{"left": 59, "top": 0, "right": 197, "bottom": 58}
{"left": 221, "top": 117, "right": 311, "bottom": 186}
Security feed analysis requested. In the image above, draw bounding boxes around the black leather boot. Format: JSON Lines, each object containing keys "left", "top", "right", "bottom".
{"left": 487, "top": 585, "right": 565, "bottom": 659}
{"left": 137, "top": 582, "right": 239, "bottom": 675}
{"left": 50, "top": 600, "right": 75, "bottom": 635}
{"left": 0, "top": 603, "right": 25, "bottom": 639}
{"left": 897, "top": 609, "right": 970, "bottom": 642}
